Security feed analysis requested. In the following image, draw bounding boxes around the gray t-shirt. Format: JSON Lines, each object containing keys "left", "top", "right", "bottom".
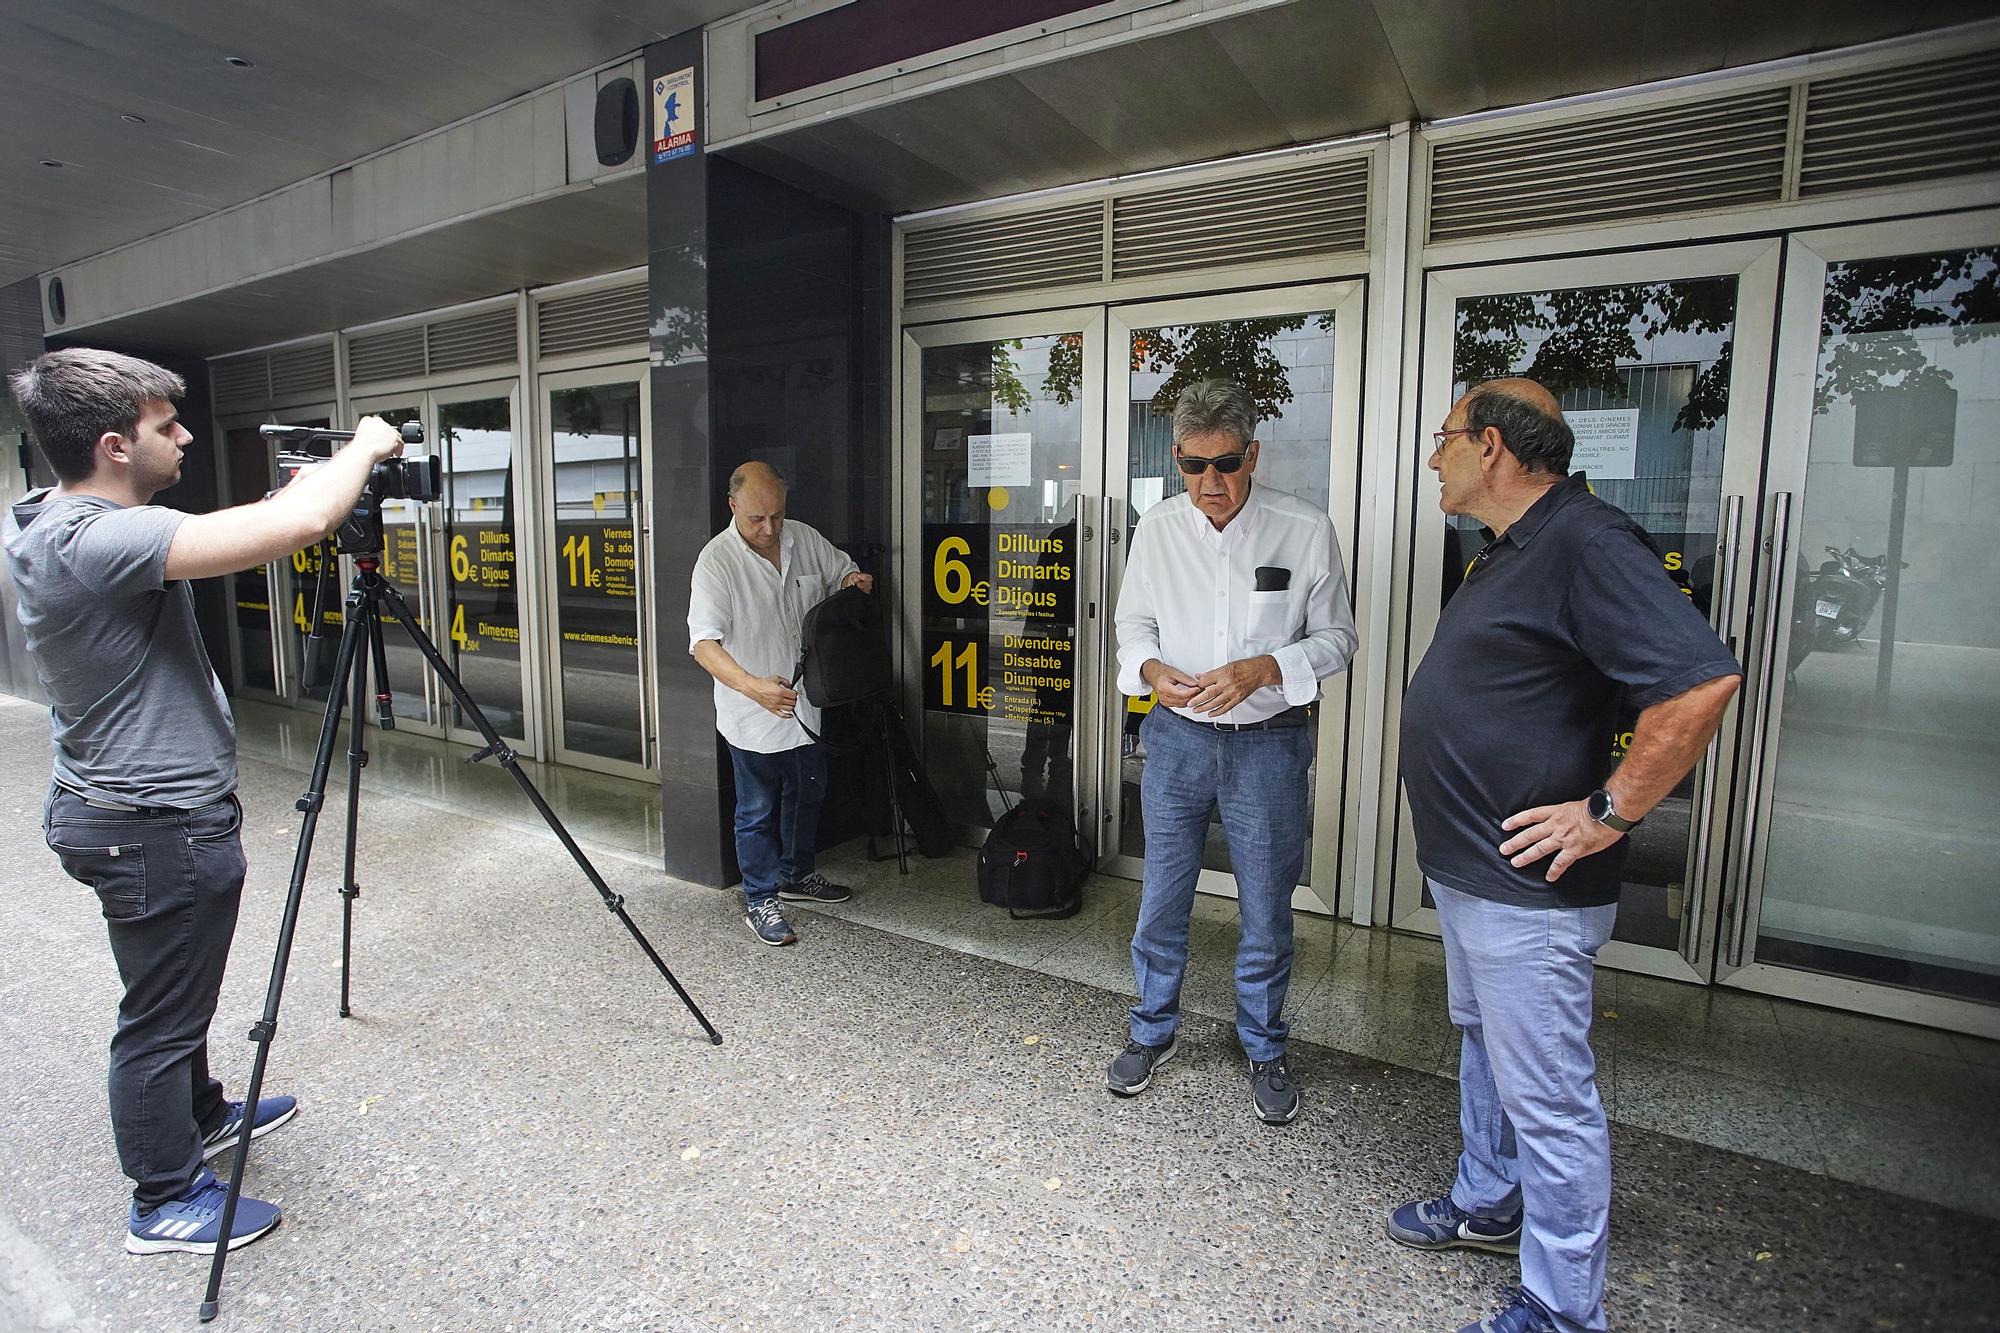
{"left": 4, "top": 490, "right": 236, "bottom": 807}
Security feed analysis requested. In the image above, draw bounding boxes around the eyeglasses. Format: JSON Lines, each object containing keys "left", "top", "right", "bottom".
{"left": 1174, "top": 450, "right": 1250, "bottom": 476}
{"left": 1430, "top": 427, "right": 1479, "bottom": 451}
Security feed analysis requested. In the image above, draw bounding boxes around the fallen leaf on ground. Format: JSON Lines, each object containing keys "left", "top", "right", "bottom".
{"left": 356, "top": 1095, "right": 382, "bottom": 1115}
{"left": 1022, "top": 1035, "right": 1041, "bottom": 1045}
{"left": 1044, "top": 1177, "right": 1062, "bottom": 1191}
{"left": 680, "top": 1146, "right": 701, "bottom": 1162}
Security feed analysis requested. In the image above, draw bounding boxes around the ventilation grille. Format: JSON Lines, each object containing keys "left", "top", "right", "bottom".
{"left": 427, "top": 308, "right": 517, "bottom": 374}
{"left": 904, "top": 202, "right": 1104, "bottom": 305}
{"left": 210, "top": 355, "right": 270, "bottom": 410}
{"left": 267, "top": 343, "right": 336, "bottom": 400}
{"left": 1800, "top": 48, "right": 2000, "bottom": 197}
{"left": 1113, "top": 156, "right": 1367, "bottom": 280}
{"left": 347, "top": 328, "right": 425, "bottom": 385}
{"left": 538, "top": 282, "right": 648, "bottom": 359}
{"left": 1428, "top": 88, "right": 1791, "bottom": 243}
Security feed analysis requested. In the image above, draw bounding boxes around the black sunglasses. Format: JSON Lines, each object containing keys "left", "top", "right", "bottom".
{"left": 1174, "top": 449, "right": 1250, "bottom": 476}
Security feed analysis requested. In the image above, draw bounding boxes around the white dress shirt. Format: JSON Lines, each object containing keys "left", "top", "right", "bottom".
{"left": 687, "top": 519, "right": 857, "bottom": 753}
{"left": 1115, "top": 484, "right": 1358, "bottom": 724}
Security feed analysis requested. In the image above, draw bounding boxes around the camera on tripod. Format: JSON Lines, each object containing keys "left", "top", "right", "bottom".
{"left": 262, "top": 421, "right": 442, "bottom": 556}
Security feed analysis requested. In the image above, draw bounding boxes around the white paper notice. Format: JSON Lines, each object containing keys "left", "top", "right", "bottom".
{"left": 1566, "top": 409, "right": 1640, "bottom": 480}
{"left": 968, "top": 433, "right": 1032, "bottom": 487}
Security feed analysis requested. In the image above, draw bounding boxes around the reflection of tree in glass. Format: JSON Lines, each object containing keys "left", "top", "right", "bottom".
{"left": 1818, "top": 248, "right": 1998, "bottom": 410}
{"left": 550, "top": 388, "right": 604, "bottom": 436}
{"left": 436, "top": 396, "right": 510, "bottom": 448}
{"left": 1027, "top": 318, "right": 1337, "bottom": 422}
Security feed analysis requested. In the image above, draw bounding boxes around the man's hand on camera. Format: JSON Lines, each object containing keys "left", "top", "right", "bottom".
{"left": 347, "top": 416, "right": 404, "bottom": 462}
{"left": 842, "top": 572, "right": 875, "bottom": 593}
{"left": 747, "top": 675, "right": 800, "bottom": 718}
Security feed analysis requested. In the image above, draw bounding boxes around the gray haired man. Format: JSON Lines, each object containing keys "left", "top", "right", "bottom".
{"left": 1107, "top": 379, "right": 1357, "bottom": 1122}
{"left": 5, "top": 348, "right": 402, "bottom": 1255}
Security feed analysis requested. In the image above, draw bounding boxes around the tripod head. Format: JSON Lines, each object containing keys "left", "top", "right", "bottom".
{"left": 264, "top": 420, "right": 441, "bottom": 557}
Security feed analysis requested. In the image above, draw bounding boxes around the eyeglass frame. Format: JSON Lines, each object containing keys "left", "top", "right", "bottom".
{"left": 1172, "top": 445, "right": 1253, "bottom": 475}
{"left": 1429, "top": 426, "right": 1482, "bottom": 452}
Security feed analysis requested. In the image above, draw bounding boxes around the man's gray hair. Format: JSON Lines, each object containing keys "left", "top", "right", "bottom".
{"left": 727, "top": 461, "right": 788, "bottom": 498}
{"left": 1171, "top": 379, "right": 1258, "bottom": 447}
{"left": 7, "top": 348, "right": 185, "bottom": 483}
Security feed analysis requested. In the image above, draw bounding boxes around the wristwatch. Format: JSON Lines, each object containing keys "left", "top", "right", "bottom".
{"left": 1587, "top": 788, "right": 1641, "bottom": 833}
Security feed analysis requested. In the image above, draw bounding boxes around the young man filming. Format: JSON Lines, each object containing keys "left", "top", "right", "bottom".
{"left": 5, "top": 348, "right": 401, "bottom": 1255}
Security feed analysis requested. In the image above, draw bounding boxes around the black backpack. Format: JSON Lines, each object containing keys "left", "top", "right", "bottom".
{"left": 977, "top": 798, "right": 1093, "bottom": 919}
{"left": 792, "top": 585, "right": 891, "bottom": 708}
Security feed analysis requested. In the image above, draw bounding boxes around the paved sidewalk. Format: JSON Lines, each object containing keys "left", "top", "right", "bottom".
{"left": 1, "top": 698, "right": 1994, "bottom": 1331}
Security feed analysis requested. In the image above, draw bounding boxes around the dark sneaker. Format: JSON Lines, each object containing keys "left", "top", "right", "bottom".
{"left": 778, "top": 871, "right": 852, "bottom": 904}
{"left": 1457, "top": 1289, "right": 1557, "bottom": 1333}
{"left": 1386, "top": 1195, "right": 1523, "bottom": 1255}
{"left": 1249, "top": 1054, "right": 1300, "bottom": 1123}
{"left": 127, "top": 1169, "right": 282, "bottom": 1255}
{"left": 1106, "top": 1035, "right": 1176, "bottom": 1095}
{"left": 744, "top": 899, "right": 797, "bottom": 946}
{"left": 200, "top": 1094, "right": 299, "bottom": 1159}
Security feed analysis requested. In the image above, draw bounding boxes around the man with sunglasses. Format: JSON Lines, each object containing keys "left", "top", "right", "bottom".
{"left": 1393, "top": 379, "right": 1739, "bottom": 1333}
{"left": 1107, "top": 378, "right": 1357, "bottom": 1124}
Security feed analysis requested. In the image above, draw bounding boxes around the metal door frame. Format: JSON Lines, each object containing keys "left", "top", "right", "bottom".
{"left": 535, "top": 363, "right": 657, "bottom": 780}
{"left": 897, "top": 306, "right": 1111, "bottom": 841}
{"left": 1389, "top": 239, "right": 1782, "bottom": 984}
{"left": 1723, "top": 208, "right": 2000, "bottom": 1038}
{"left": 1097, "top": 281, "right": 1366, "bottom": 916}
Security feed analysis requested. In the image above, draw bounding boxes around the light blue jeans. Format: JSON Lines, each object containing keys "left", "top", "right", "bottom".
{"left": 1129, "top": 707, "right": 1312, "bottom": 1062}
{"left": 1431, "top": 879, "right": 1618, "bottom": 1333}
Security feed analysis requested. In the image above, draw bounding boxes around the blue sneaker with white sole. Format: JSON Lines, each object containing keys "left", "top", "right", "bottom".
{"left": 200, "top": 1094, "right": 299, "bottom": 1158}
{"left": 127, "top": 1169, "right": 282, "bottom": 1255}
{"left": 1457, "top": 1288, "right": 1558, "bottom": 1333}
{"left": 1385, "top": 1194, "right": 1522, "bottom": 1254}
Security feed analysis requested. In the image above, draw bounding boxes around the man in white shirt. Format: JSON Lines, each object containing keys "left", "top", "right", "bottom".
{"left": 687, "top": 462, "right": 872, "bottom": 945}
{"left": 1107, "top": 379, "right": 1358, "bottom": 1123}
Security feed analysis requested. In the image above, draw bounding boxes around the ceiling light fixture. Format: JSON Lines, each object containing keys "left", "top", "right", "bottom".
{"left": 120, "top": 113, "right": 147, "bottom": 124}
{"left": 223, "top": 55, "right": 254, "bottom": 68}
{"left": 38, "top": 159, "right": 64, "bottom": 168}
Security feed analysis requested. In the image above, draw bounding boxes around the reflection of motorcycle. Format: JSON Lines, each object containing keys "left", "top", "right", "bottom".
{"left": 1788, "top": 545, "right": 1902, "bottom": 678}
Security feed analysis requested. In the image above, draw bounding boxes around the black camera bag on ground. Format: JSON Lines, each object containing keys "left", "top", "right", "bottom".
{"left": 978, "top": 798, "right": 1093, "bottom": 919}
{"left": 792, "top": 585, "right": 891, "bottom": 708}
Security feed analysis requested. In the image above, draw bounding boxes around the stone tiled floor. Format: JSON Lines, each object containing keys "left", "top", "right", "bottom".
{"left": 235, "top": 701, "right": 2000, "bottom": 1220}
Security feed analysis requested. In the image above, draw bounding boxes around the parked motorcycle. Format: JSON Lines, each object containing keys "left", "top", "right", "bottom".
{"left": 1788, "top": 545, "right": 1905, "bottom": 679}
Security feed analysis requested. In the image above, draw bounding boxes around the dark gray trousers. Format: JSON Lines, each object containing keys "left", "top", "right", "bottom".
{"left": 44, "top": 785, "right": 246, "bottom": 1208}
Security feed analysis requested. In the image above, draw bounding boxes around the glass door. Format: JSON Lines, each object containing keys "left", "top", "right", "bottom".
{"left": 218, "top": 415, "right": 285, "bottom": 701}
{"left": 1730, "top": 213, "right": 2000, "bottom": 1036}
{"left": 1394, "top": 242, "right": 1779, "bottom": 981}
{"left": 901, "top": 311, "right": 1107, "bottom": 838}
{"left": 434, "top": 382, "right": 529, "bottom": 748}
{"left": 538, "top": 368, "right": 654, "bottom": 777}
{"left": 1098, "top": 283, "right": 1366, "bottom": 912}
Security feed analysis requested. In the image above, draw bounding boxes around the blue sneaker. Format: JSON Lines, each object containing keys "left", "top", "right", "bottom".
{"left": 201, "top": 1094, "right": 299, "bottom": 1158}
{"left": 744, "top": 898, "right": 798, "bottom": 946}
{"left": 127, "top": 1169, "right": 282, "bottom": 1255}
{"left": 1457, "top": 1288, "right": 1557, "bottom": 1333}
{"left": 1385, "top": 1194, "right": 1522, "bottom": 1254}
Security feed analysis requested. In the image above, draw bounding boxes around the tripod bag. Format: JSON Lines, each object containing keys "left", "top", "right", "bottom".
{"left": 880, "top": 703, "right": 955, "bottom": 858}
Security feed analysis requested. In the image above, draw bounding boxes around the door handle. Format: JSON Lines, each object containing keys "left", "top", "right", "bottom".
{"left": 264, "top": 559, "right": 287, "bottom": 691}
{"left": 1727, "top": 491, "right": 1792, "bottom": 969}
{"left": 1681, "top": 494, "right": 1743, "bottom": 960}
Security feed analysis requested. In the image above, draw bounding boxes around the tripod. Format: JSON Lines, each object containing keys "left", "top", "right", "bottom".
{"left": 200, "top": 550, "right": 722, "bottom": 1321}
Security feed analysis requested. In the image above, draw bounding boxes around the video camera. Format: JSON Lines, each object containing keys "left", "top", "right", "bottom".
{"left": 262, "top": 421, "right": 441, "bottom": 556}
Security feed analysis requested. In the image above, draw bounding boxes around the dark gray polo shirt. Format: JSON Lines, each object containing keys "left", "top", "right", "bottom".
{"left": 4, "top": 491, "right": 236, "bottom": 808}
{"left": 1401, "top": 473, "right": 1740, "bottom": 908}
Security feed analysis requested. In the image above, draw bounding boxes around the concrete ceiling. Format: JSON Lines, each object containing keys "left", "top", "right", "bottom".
{"left": 723, "top": 0, "right": 2000, "bottom": 215}
{"left": 0, "top": 0, "right": 745, "bottom": 289}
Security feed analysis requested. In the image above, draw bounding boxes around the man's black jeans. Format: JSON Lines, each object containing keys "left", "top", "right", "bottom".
{"left": 44, "top": 786, "right": 247, "bottom": 1208}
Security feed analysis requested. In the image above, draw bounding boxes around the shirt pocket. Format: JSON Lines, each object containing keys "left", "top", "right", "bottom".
{"left": 1246, "top": 589, "right": 1297, "bottom": 646}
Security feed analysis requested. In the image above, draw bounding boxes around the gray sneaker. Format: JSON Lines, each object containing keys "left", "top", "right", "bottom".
{"left": 1106, "top": 1035, "right": 1176, "bottom": 1096}
{"left": 744, "top": 899, "right": 797, "bottom": 946}
{"left": 1250, "top": 1053, "right": 1300, "bottom": 1123}
{"left": 778, "top": 871, "right": 852, "bottom": 904}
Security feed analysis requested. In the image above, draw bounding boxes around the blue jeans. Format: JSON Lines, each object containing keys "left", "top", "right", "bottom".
{"left": 43, "top": 786, "right": 248, "bottom": 1208}
{"left": 728, "top": 742, "right": 827, "bottom": 906}
{"left": 1431, "top": 879, "right": 1618, "bottom": 1333}
{"left": 1129, "top": 707, "right": 1312, "bottom": 1062}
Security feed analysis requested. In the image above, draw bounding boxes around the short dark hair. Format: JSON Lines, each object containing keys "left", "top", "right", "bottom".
{"left": 6, "top": 348, "right": 185, "bottom": 483}
{"left": 1465, "top": 383, "right": 1572, "bottom": 476}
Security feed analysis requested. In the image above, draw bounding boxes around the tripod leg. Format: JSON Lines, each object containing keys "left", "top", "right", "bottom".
{"left": 201, "top": 583, "right": 369, "bottom": 1322}
{"left": 337, "top": 598, "right": 373, "bottom": 1019}
{"left": 368, "top": 573, "right": 723, "bottom": 1046}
